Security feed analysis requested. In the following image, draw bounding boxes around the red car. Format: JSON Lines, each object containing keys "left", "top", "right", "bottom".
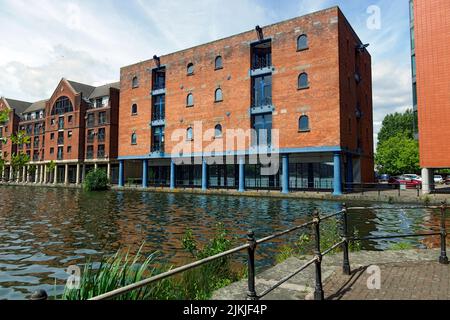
{"left": 389, "top": 176, "right": 422, "bottom": 189}
{"left": 445, "top": 176, "right": 450, "bottom": 185}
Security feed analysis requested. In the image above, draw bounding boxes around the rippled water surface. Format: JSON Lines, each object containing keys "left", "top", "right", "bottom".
{"left": 0, "top": 186, "right": 446, "bottom": 300}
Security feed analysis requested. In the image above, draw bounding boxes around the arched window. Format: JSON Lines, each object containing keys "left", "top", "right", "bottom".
{"left": 131, "top": 133, "right": 137, "bottom": 145}
{"left": 187, "top": 127, "right": 193, "bottom": 141}
{"left": 299, "top": 115, "right": 310, "bottom": 132}
{"left": 215, "top": 56, "right": 223, "bottom": 70}
{"left": 298, "top": 73, "right": 309, "bottom": 89}
{"left": 187, "top": 63, "right": 194, "bottom": 75}
{"left": 132, "top": 76, "right": 139, "bottom": 88}
{"left": 51, "top": 96, "right": 73, "bottom": 115}
{"left": 297, "top": 34, "right": 308, "bottom": 51}
{"left": 131, "top": 104, "right": 138, "bottom": 115}
{"left": 215, "top": 88, "right": 223, "bottom": 102}
{"left": 187, "top": 93, "right": 194, "bottom": 107}
{"left": 215, "top": 124, "right": 223, "bottom": 138}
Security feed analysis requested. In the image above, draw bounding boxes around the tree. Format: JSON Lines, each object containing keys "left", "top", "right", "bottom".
{"left": 377, "top": 109, "right": 416, "bottom": 145}
{"left": 83, "top": 169, "right": 109, "bottom": 191}
{"left": 376, "top": 134, "right": 420, "bottom": 175}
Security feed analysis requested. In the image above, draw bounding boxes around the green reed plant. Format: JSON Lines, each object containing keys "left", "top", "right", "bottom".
{"left": 62, "top": 224, "right": 243, "bottom": 300}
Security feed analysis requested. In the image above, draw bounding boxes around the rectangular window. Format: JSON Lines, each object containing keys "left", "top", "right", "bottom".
{"left": 67, "top": 146, "right": 72, "bottom": 153}
{"left": 152, "top": 126, "right": 165, "bottom": 152}
{"left": 68, "top": 131, "right": 73, "bottom": 139}
{"left": 153, "top": 68, "right": 166, "bottom": 90}
{"left": 57, "top": 147, "right": 64, "bottom": 160}
{"left": 252, "top": 74, "right": 272, "bottom": 107}
{"left": 98, "top": 128, "right": 106, "bottom": 142}
{"left": 411, "top": 54, "right": 416, "bottom": 77}
{"left": 251, "top": 113, "right": 272, "bottom": 147}
{"left": 87, "top": 130, "right": 95, "bottom": 143}
{"left": 98, "top": 145, "right": 105, "bottom": 158}
{"left": 251, "top": 40, "right": 272, "bottom": 70}
{"left": 50, "top": 133, "right": 55, "bottom": 140}
{"left": 87, "top": 113, "right": 95, "bottom": 127}
{"left": 58, "top": 132, "right": 64, "bottom": 145}
{"left": 152, "top": 95, "right": 165, "bottom": 121}
{"left": 87, "top": 146, "right": 94, "bottom": 159}
{"left": 98, "top": 112, "right": 107, "bottom": 124}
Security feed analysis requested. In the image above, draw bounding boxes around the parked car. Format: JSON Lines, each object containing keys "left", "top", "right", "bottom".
{"left": 434, "top": 175, "right": 444, "bottom": 184}
{"left": 378, "top": 174, "right": 390, "bottom": 184}
{"left": 389, "top": 175, "right": 422, "bottom": 189}
{"left": 403, "top": 174, "right": 422, "bottom": 182}
{"left": 445, "top": 176, "right": 450, "bottom": 185}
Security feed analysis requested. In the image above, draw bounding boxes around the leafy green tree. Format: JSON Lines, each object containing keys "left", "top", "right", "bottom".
{"left": 376, "top": 134, "right": 420, "bottom": 175}
{"left": 377, "top": 109, "right": 416, "bottom": 145}
{"left": 83, "top": 169, "right": 109, "bottom": 191}
{"left": 0, "top": 109, "right": 9, "bottom": 124}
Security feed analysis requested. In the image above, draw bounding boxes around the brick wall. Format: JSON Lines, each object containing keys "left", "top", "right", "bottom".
{"left": 415, "top": 0, "right": 450, "bottom": 168}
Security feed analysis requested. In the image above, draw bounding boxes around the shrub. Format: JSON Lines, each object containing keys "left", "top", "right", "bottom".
{"left": 83, "top": 169, "right": 109, "bottom": 191}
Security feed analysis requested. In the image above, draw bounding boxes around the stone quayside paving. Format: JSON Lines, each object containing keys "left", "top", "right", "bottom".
{"left": 212, "top": 249, "right": 450, "bottom": 300}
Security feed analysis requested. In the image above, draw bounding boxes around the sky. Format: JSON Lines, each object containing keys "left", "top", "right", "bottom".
{"left": 0, "top": 0, "right": 413, "bottom": 144}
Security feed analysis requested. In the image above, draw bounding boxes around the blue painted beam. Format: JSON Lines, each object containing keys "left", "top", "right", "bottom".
{"left": 282, "top": 154, "right": 289, "bottom": 194}
{"left": 238, "top": 157, "right": 245, "bottom": 193}
{"left": 119, "top": 160, "right": 124, "bottom": 187}
{"left": 333, "top": 152, "right": 342, "bottom": 196}
{"left": 142, "top": 159, "right": 148, "bottom": 188}
{"left": 202, "top": 159, "right": 208, "bottom": 191}
{"left": 170, "top": 160, "right": 176, "bottom": 190}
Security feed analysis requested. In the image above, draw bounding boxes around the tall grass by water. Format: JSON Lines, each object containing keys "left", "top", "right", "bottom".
{"left": 62, "top": 224, "right": 243, "bottom": 300}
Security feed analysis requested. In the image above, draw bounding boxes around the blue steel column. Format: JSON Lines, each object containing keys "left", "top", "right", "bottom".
{"left": 119, "top": 160, "right": 124, "bottom": 187}
{"left": 282, "top": 154, "right": 289, "bottom": 194}
{"left": 333, "top": 152, "right": 342, "bottom": 196}
{"left": 238, "top": 156, "right": 245, "bottom": 193}
{"left": 202, "top": 158, "right": 208, "bottom": 191}
{"left": 170, "top": 160, "right": 176, "bottom": 190}
{"left": 142, "top": 159, "right": 148, "bottom": 188}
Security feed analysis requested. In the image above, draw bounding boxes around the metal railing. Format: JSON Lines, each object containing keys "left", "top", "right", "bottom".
{"left": 30, "top": 203, "right": 448, "bottom": 301}
{"left": 82, "top": 203, "right": 448, "bottom": 301}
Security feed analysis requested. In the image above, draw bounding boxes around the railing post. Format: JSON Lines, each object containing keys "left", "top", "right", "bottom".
{"left": 439, "top": 202, "right": 449, "bottom": 265}
{"left": 313, "top": 210, "right": 324, "bottom": 300}
{"left": 341, "top": 203, "right": 351, "bottom": 275}
{"left": 247, "top": 230, "right": 258, "bottom": 300}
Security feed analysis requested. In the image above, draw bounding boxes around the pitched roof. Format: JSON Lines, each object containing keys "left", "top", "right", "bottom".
{"left": 5, "top": 98, "right": 32, "bottom": 115}
{"left": 88, "top": 82, "right": 120, "bottom": 100}
{"left": 67, "top": 80, "right": 96, "bottom": 98}
{"left": 23, "top": 99, "right": 48, "bottom": 113}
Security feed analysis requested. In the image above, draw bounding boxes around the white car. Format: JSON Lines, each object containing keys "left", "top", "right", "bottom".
{"left": 404, "top": 174, "right": 422, "bottom": 182}
{"left": 434, "top": 175, "right": 444, "bottom": 184}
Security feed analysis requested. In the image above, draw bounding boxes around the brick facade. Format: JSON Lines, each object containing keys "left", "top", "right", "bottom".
{"left": 118, "top": 6, "right": 374, "bottom": 193}
{"left": 414, "top": 0, "right": 450, "bottom": 169}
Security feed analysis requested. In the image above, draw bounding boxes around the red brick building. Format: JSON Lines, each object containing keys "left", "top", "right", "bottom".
{"left": 410, "top": 0, "right": 450, "bottom": 193}
{"left": 118, "top": 6, "right": 374, "bottom": 195}
{"left": 0, "top": 79, "right": 120, "bottom": 184}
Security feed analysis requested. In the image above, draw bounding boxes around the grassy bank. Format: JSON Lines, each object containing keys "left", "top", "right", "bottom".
{"left": 62, "top": 224, "right": 244, "bottom": 300}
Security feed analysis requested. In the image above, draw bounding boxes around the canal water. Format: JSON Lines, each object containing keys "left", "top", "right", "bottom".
{"left": 0, "top": 186, "right": 445, "bottom": 300}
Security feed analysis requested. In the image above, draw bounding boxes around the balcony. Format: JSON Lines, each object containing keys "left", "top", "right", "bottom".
{"left": 33, "top": 140, "right": 39, "bottom": 149}
{"left": 57, "top": 153, "right": 64, "bottom": 161}
{"left": 97, "top": 150, "right": 106, "bottom": 159}
{"left": 86, "top": 151, "right": 94, "bottom": 160}
{"left": 57, "top": 137, "right": 64, "bottom": 146}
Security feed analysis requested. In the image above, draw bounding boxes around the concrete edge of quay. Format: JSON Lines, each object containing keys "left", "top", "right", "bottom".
{"left": 212, "top": 249, "right": 445, "bottom": 300}
{"left": 2, "top": 181, "right": 449, "bottom": 205}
